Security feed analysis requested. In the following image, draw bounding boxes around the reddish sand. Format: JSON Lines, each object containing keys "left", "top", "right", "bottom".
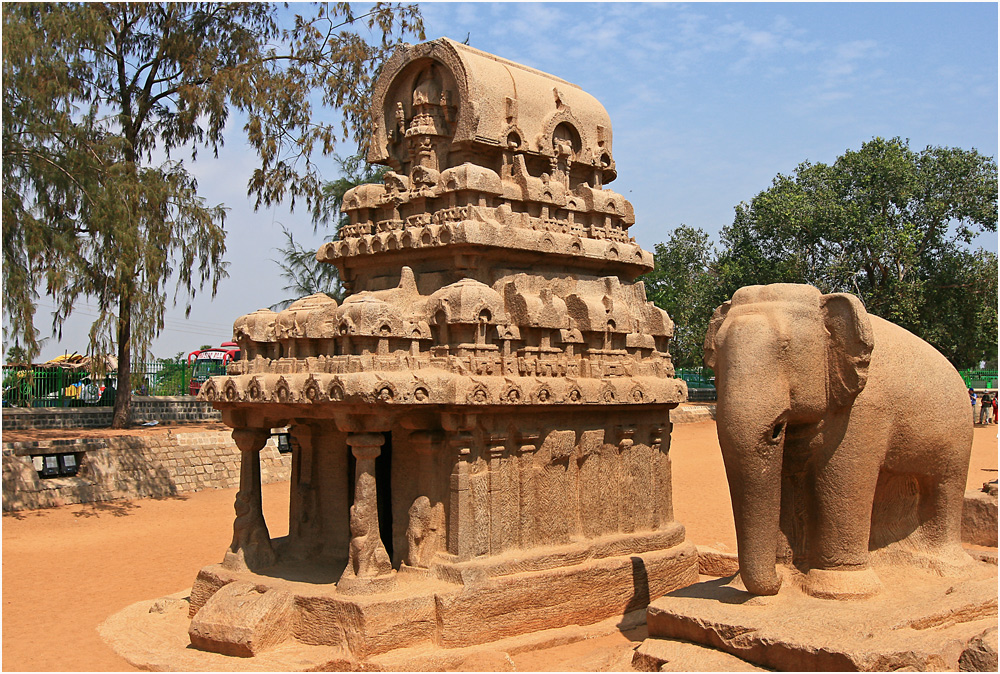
{"left": 2, "top": 422, "right": 996, "bottom": 672}
{"left": 2, "top": 421, "right": 230, "bottom": 443}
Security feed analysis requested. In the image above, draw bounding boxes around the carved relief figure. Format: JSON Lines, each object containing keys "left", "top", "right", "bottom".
{"left": 344, "top": 478, "right": 392, "bottom": 579}
{"left": 405, "top": 495, "right": 441, "bottom": 568}
{"left": 704, "top": 283, "right": 972, "bottom": 599}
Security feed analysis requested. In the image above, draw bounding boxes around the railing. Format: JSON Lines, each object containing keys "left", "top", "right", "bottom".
{"left": 959, "top": 368, "right": 998, "bottom": 390}
{"left": 676, "top": 367, "right": 717, "bottom": 401}
{"left": 2, "top": 361, "right": 190, "bottom": 408}
{"left": 675, "top": 367, "right": 715, "bottom": 389}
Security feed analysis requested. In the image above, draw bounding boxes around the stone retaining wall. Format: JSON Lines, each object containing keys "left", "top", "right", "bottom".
{"left": 1, "top": 396, "right": 221, "bottom": 430}
{"left": 669, "top": 404, "right": 716, "bottom": 424}
{"left": 2, "top": 430, "right": 290, "bottom": 512}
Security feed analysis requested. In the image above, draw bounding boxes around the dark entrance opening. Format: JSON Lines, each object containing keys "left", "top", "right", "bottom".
{"left": 375, "top": 432, "right": 394, "bottom": 562}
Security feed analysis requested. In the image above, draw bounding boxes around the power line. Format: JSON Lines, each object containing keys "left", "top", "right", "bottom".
{"left": 34, "top": 300, "right": 234, "bottom": 337}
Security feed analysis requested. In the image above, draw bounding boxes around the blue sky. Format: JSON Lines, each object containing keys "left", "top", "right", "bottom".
{"left": 32, "top": 2, "right": 999, "bottom": 361}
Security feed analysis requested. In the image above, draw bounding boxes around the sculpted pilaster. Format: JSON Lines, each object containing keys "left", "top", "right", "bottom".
{"left": 338, "top": 433, "right": 396, "bottom": 594}
{"left": 224, "top": 429, "right": 275, "bottom": 572}
{"left": 447, "top": 431, "right": 474, "bottom": 559}
{"left": 516, "top": 431, "right": 540, "bottom": 549}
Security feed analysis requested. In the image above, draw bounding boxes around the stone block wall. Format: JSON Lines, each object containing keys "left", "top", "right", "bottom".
{"left": 1, "top": 396, "right": 221, "bottom": 430}
{"left": 2, "top": 430, "right": 290, "bottom": 512}
{"left": 669, "top": 404, "right": 716, "bottom": 424}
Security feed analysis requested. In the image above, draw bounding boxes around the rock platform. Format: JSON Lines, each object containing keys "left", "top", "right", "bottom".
{"left": 645, "top": 563, "right": 998, "bottom": 671}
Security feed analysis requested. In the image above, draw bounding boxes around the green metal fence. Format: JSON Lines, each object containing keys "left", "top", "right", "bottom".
{"left": 675, "top": 367, "right": 715, "bottom": 389}
{"left": 959, "top": 368, "right": 998, "bottom": 390}
{"left": 2, "top": 361, "right": 190, "bottom": 408}
{"left": 675, "top": 367, "right": 717, "bottom": 401}
{"left": 676, "top": 366, "right": 997, "bottom": 394}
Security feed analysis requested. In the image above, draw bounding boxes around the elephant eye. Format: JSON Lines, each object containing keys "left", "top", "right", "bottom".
{"left": 771, "top": 422, "right": 785, "bottom": 442}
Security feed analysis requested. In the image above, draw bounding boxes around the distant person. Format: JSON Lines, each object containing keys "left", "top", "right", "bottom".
{"left": 993, "top": 395, "right": 998, "bottom": 425}
{"left": 979, "top": 392, "right": 992, "bottom": 425}
{"left": 99, "top": 377, "right": 116, "bottom": 407}
{"left": 63, "top": 381, "right": 81, "bottom": 407}
{"left": 80, "top": 377, "right": 100, "bottom": 405}
{"left": 970, "top": 388, "right": 978, "bottom": 423}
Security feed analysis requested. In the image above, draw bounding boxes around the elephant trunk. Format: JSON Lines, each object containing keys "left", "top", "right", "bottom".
{"left": 721, "top": 428, "right": 785, "bottom": 596}
{"left": 734, "top": 464, "right": 782, "bottom": 595}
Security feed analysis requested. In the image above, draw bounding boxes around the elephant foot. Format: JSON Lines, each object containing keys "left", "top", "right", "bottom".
{"left": 801, "top": 566, "right": 882, "bottom": 600}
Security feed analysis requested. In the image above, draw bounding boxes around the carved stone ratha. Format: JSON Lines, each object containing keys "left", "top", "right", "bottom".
{"left": 187, "top": 38, "right": 698, "bottom": 662}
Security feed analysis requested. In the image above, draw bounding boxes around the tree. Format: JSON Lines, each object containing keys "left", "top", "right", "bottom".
{"left": 643, "top": 225, "right": 724, "bottom": 368}
{"left": 270, "top": 152, "right": 387, "bottom": 309}
{"left": 270, "top": 226, "right": 347, "bottom": 309}
{"left": 716, "top": 137, "right": 997, "bottom": 368}
{"left": 2, "top": 3, "right": 423, "bottom": 426}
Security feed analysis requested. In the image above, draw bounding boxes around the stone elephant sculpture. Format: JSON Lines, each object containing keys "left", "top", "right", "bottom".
{"left": 704, "top": 283, "right": 972, "bottom": 599}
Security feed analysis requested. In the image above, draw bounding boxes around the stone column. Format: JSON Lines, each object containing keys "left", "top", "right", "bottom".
{"left": 223, "top": 428, "right": 276, "bottom": 572}
{"left": 338, "top": 432, "right": 395, "bottom": 594}
{"left": 617, "top": 425, "right": 637, "bottom": 534}
{"left": 404, "top": 430, "right": 445, "bottom": 569}
{"left": 517, "top": 431, "right": 540, "bottom": 549}
{"left": 447, "top": 431, "right": 474, "bottom": 559}
{"left": 487, "top": 433, "right": 509, "bottom": 554}
{"left": 651, "top": 424, "right": 673, "bottom": 527}
{"left": 288, "top": 424, "right": 322, "bottom": 555}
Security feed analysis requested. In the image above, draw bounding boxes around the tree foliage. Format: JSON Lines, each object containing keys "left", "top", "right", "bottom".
{"left": 270, "top": 226, "right": 346, "bottom": 309}
{"left": 647, "top": 138, "right": 998, "bottom": 370}
{"left": 643, "top": 226, "right": 724, "bottom": 368}
{"left": 2, "top": 2, "right": 423, "bottom": 425}
{"left": 271, "top": 152, "right": 387, "bottom": 309}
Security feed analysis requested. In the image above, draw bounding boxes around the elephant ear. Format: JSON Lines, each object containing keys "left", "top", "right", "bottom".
{"left": 821, "top": 293, "right": 874, "bottom": 408}
{"left": 703, "top": 301, "right": 732, "bottom": 369}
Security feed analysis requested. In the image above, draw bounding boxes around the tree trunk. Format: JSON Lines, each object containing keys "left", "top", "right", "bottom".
{"left": 111, "top": 293, "right": 132, "bottom": 428}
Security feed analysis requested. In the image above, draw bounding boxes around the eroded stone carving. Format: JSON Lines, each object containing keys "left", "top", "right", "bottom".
{"left": 703, "top": 283, "right": 973, "bottom": 599}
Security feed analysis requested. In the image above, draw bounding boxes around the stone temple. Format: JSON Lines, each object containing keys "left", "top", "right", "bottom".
{"left": 191, "top": 38, "right": 698, "bottom": 659}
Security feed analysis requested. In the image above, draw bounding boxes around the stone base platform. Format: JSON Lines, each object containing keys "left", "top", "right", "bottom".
{"left": 646, "top": 563, "right": 998, "bottom": 671}
{"left": 100, "top": 537, "right": 697, "bottom": 670}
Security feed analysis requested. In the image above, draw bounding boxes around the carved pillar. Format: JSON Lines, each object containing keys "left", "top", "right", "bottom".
{"left": 517, "top": 431, "right": 540, "bottom": 549}
{"left": 617, "top": 425, "right": 637, "bottom": 534}
{"left": 651, "top": 424, "right": 673, "bottom": 527}
{"left": 224, "top": 428, "right": 276, "bottom": 572}
{"left": 289, "top": 425, "right": 319, "bottom": 544}
{"left": 447, "top": 431, "right": 474, "bottom": 559}
{"left": 338, "top": 432, "right": 395, "bottom": 594}
{"left": 487, "top": 432, "right": 516, "bottom": 555}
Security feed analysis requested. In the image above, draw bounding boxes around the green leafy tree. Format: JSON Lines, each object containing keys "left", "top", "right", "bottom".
{"left": 148, "top": 351, "right": 188, "bottom": 396}
{"left": 2, "top": 2, "right": 423, "bottom": 426}
{"left": 271, "top": 153, "right": 387, "bottom": 309}
{"left": 716, "top": 137, "right": 997, "bottom": 367}
{"left": 643, "top": 225, "right": 724, "bottom": 368}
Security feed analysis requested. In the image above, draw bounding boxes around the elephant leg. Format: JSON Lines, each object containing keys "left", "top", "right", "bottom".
{"left": 917, "top": 466, "right": 972, "bottom": 568}
{"left": 805, "top": 437, "right": 884, "bottom": 599}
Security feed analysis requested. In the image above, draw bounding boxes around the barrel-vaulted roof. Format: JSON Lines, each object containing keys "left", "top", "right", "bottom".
{"left": 368, "top": 38, "right": 616, "bottom": 181}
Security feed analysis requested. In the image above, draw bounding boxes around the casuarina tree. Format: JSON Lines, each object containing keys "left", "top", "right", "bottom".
{"left": 2, "top": 2, "right": 423, "bottom": 426}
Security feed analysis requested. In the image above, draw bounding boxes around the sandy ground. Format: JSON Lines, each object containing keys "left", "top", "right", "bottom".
{"left": 2, "top": 421, "right": 231, "bottom": 443}
{"left": 2, "top": 421, "right": 996, "bottom": 672}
